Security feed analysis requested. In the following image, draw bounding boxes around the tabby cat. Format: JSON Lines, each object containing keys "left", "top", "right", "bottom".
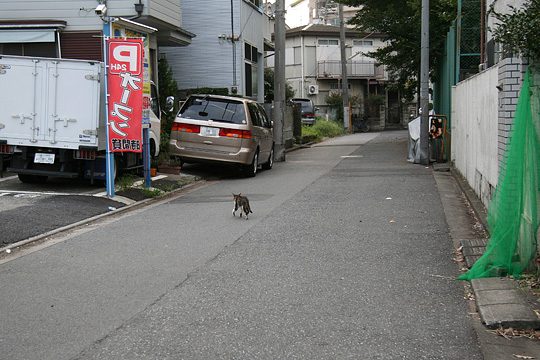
{"left": 232, "top": 193, "right": 253, "bottom": 220}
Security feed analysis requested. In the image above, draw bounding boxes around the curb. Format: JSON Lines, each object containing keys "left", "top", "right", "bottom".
{"left": 450, "top": 167, "right": 489, "bottom": 234}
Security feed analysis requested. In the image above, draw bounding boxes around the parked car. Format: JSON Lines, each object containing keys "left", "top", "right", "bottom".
{"left": 169, "top": 95, "right": 274, "bottom": 177}
{"left": 291, "top": 98, "right": 318, "bottom": 125}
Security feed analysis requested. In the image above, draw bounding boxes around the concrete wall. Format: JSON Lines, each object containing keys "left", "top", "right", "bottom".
{"left": 452, "top": 66, "right": 499, "bottom": 206}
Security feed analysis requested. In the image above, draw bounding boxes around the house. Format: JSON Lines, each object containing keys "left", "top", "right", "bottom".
{"left": 268, "top": 24, "right": 404, "bottom": 130}
{"left": 160, "top": 0, "right": 274, "bottom": 103}
{"left": 284, "top": 0, "right": 359, "bottom": 28}
{"left": 0, "top": 0, "right": 194, "bottom": 85}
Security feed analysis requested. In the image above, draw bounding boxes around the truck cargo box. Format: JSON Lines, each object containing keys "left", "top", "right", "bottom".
{"left": 0, "top": 55, "right": 105, "bottom": 151}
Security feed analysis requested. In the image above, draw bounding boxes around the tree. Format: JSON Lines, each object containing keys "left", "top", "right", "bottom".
{"left": 338, "top": 0, "right": 456, "bottom": 100}
{"left": 158, "top": 58, "right": 178, "bottom": 155}
{"left": 490, "top": 0, "right": 540, "bottom": 61}
{"left": 264, "top": 68, "right": 295, "bottom": 103}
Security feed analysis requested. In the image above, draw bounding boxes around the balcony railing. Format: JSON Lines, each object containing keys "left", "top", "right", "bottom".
{"left": 317, "top": 60, "right": 386, "bottom": 79}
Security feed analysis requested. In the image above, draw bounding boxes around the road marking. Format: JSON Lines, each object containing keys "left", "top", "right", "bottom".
{"left": 0, "top": 189, "right": 93, "bottom": 197}
{"left": 14, "top": 193, "right": 41, "bottom": 198}
{"left": 0, "top": 175, "right": 17, "bottom": 183}
{"left": 340, "top": 155, "right": 364, "bottom": 158}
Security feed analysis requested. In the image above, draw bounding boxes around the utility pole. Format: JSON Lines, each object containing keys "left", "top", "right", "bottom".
{"left": 419, "top": 0, "right": 430, "bottom": 165}
{"left": 274, "top": 0, "right": 286, "bottom": 161}
{"left": 339, "top": 3, "right": 350, "bottom": 131}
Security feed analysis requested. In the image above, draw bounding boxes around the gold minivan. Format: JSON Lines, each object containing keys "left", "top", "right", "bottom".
{"left": 169, "top": 95, "right": 274, "bottom": 177}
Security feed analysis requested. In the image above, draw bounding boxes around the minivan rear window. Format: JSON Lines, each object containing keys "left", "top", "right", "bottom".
{"left": 179, "top": 96, "right": 247, "bottom": 124}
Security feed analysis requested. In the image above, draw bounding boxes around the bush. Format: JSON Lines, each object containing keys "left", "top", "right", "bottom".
{"left": 301, "top": 119, "right": 344, "bottom": 143}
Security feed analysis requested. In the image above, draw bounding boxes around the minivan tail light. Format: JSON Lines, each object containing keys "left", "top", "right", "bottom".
{"left": 171, "top": 122, "right": 201, "bottom": 133}
{"left": 218, "top": 129, "right": 252, "bottom": 139}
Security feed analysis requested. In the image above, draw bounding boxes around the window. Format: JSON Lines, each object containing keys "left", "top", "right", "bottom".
{"left": 330, "top": 82, "right": 351, "bottom": 90}
{"left": 353, "top": 40, "right": 373, "bottom": 47}
{"left": 244, "top": 42, "right": 258, "bottom": 63}
{"left": 257, "top": 104, "right": 271, "bottom": 128}
{"left": 0, "top": 42, "right": 56, "bottom": 57}
{"left": 248, "top": 103, "right": 262, "bottom": 126}
{"left": 318, "top": 39, "right": 339, "bottom": 46}
{"left": 244, "top": 42, "right": 259, "bottom": 97}
{"left": 246, "top": 0, "right": 261, "bottom": 7}
{"left": 180, "top": 96, "right": 247, "bottom": 124}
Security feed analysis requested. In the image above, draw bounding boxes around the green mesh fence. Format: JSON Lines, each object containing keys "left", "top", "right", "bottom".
{"left": 459, "top": 70, "right": 540, "bottom": 280}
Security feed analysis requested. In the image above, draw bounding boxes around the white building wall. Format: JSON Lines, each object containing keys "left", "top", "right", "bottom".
{"left": 0, "top": 0, "right": 182, "bottom": 31}
{"left": 285, "top": 0, "right": 310, "bottom": 28}
{"left": 452, "top": 66, "right": 500, "bottom": 206}
{"left": 0, "top": 0, "right": 103, "bottom": 31}
{"left": 161, "top": 1, "right": 238, "bottom": 92}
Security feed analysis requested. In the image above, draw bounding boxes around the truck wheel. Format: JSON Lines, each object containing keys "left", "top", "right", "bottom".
{"left": 18, "top": 174, "right": 48, "bottom": 184}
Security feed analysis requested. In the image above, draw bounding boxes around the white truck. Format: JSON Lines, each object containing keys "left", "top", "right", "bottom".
{"left": 0, "top": 55, "right": 162, "bottom": 183}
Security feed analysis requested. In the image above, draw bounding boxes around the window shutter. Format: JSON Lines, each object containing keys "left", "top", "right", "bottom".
{"left": 60, "top": 32, "right": 102, "bottom": 61}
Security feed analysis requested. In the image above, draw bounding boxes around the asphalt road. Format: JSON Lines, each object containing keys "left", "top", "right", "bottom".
{"left": 0, "top": 131, "right": 482, "bottom": 359}
{"left": 0, "top": 176, "right": 124, "bottom": 246}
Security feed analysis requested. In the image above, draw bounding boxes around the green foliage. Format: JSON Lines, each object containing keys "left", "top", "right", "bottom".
{"left": 158, "top": 58, "right": 178, "bottom": 155}
{"left": 326, "top": 91, "right": 344, "bottom": 121}
{"left": 141, "top": 188, "right": 162, "bottom": 198}
{"left": 116, "top": 174, "right": 138, "bottom": 191}
{"left": 366, "top": 94, "right": 385, "bottom": 107}
{"left": 490, "top": 0, "right": 540, "bottom": 61}
{"left": 302, "top": 119, "right": 344, "bottom": 142}
{"left": 264, "top": 68, "right": 296, "bottom": 103}
{"left": 338, "top": 0, "right": 457, "bottom": 100}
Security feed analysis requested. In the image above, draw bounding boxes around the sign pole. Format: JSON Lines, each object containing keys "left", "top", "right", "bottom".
{"left": 103, "top": 32, "right": 115, "bottom": 198}
{"left": 143, "top": 127, "right": 150, "bottom": 188}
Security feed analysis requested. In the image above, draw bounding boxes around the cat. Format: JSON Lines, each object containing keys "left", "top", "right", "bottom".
{"left": 232, "top": 193, "right": 253, "bottom": 220}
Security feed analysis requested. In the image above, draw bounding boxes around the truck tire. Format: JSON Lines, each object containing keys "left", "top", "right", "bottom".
{"left": 18, "top": 174, "right": 48, "bottom": 184}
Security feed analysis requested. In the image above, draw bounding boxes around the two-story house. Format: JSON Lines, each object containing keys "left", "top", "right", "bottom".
{"left": 269, "top": 24, "right": 402, "bottom": 129}
{"left": 0, "top": 0, "right": 193, "bottom": 84}
{"left": 160, "top": 0, "right": 274, "bottom": 103}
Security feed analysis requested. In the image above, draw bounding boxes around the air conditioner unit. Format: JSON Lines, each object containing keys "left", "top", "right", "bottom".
{"left": 308, "top": 84, "right": 319, "bottom": 95}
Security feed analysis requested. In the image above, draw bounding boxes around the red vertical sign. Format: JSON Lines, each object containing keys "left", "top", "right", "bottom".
{"left": 107, "top": 39, "right": 144, "bottom": 153}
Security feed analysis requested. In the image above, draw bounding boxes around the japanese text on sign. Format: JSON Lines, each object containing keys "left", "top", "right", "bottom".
{"left": 107, "top": 39, "right": 143, "bottom": 153}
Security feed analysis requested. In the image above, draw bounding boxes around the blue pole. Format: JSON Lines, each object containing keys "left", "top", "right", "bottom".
{"left": 143, "top": 127, "right": 151, "bottom": 188}
{"left": 103, "top": 22, "right": 115, "bottom": 198}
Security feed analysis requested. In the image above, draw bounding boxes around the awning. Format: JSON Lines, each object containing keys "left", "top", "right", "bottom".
{"left": 0, "top": 29, "right": 56, "bottom": 43}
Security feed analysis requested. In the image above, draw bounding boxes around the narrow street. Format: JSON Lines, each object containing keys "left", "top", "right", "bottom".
{"left": 0, "top": 131, "right": 483, "bottom": 359}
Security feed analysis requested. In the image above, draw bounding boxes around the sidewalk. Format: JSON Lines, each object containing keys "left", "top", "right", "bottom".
{"left": 434, "top": 168, "right": 540, "bottom": 359}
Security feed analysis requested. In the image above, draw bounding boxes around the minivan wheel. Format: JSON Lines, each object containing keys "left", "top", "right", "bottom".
{"left": 262, "top": 146, "right": 274, "bottom": 170}
{"left": 244, "top": 151, "right": 258, "bottom": 178}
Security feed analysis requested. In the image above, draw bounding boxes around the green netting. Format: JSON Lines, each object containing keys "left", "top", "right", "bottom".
{"left": 459, "top": 70, "right": 540, "bottom": 280}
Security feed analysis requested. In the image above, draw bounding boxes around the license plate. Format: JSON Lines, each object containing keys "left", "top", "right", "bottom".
{"left": 34, "top": 153, "right": 55, "bottom": 164}
{"left": 200, "top": 126, "right": 219, "bottom": 137}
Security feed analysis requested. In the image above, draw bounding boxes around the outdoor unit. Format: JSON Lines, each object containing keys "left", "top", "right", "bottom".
{"left": 308, "top": 84, "right": 319, "bottom": 95}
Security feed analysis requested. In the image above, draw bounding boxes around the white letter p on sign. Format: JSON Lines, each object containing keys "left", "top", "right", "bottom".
{"left": 112, "top": 45, "right": 138, "bottom": 72}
